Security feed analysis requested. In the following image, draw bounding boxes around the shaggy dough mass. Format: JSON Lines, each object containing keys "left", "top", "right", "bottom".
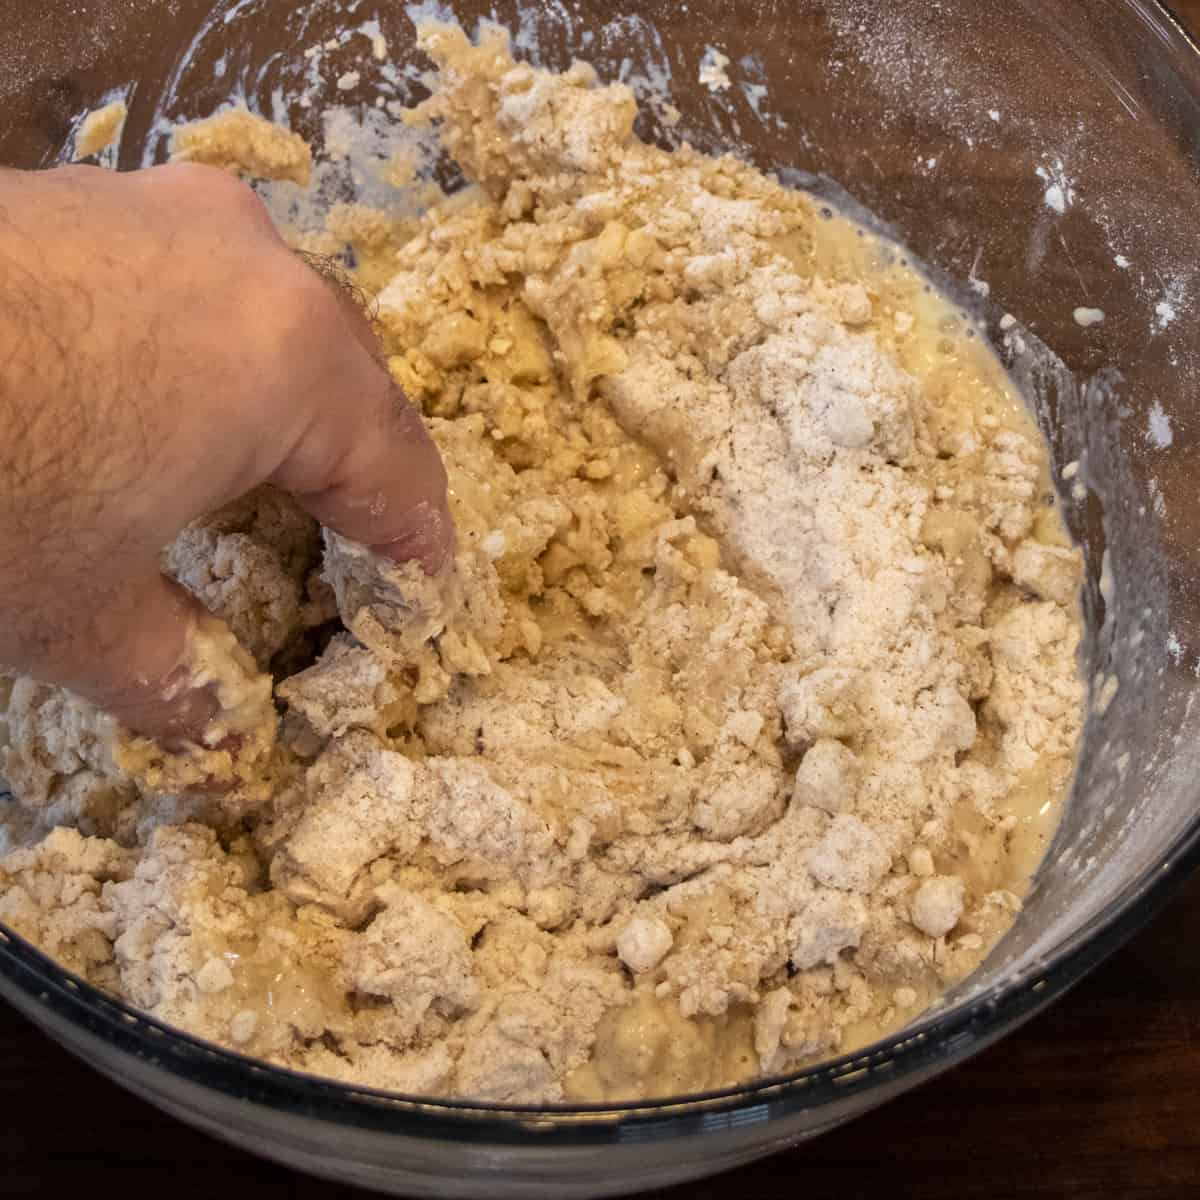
{"left": 0, "top": 22, "right": 1084, "bottom": 1102}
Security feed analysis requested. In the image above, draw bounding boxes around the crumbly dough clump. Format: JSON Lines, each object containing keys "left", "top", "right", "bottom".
{"left": 73, "top": 100, "right": 127, "bottom": 161}
{"left": 0, "top": 22, "right": 1083, "bottom": 1103}
{"left": 169, "top": 108, "right": 314, "bottom": 185}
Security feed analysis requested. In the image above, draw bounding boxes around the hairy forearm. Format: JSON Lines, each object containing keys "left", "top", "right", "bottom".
{"left": 0, "top": 172, "right": 110, "bottom": 502}
{"left": 0, "top": 170, "right": 156, "bottom": 683}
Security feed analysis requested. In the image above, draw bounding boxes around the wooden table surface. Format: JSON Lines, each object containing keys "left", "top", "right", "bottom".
{"left": 5, "top": 2, "right": 1200, "bottom": 1198}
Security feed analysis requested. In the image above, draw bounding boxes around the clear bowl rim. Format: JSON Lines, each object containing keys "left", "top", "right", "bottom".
{"left": 1, "top": 0, "right": 1198, "bottom": 1144}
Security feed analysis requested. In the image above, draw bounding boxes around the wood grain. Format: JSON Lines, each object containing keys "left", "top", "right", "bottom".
{"left": 3, "top": 3, "right": 1200, "bottom": 1198}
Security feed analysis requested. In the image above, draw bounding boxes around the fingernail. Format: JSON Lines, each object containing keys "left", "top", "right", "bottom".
{"left": 370, "top": 497, "right": 456, "bottom": 574}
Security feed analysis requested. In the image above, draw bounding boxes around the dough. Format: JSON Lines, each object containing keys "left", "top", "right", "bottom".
{"left": 73, "top": 100, "right": 127, "bottom": 161}
{"left": 0, "top": 20, "right": 1084, "bottom": 1103}
{"left": 169, "top": 108, "right": 313, "bottom": 185}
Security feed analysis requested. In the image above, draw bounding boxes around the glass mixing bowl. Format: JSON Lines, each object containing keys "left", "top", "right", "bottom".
{"left": 2, "top": 1, "right": 1200, "bottom": 1195}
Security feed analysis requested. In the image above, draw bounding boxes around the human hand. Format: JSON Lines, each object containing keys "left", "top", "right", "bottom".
{"left": 0, "top": 162, "right": 451, "bottom": 746}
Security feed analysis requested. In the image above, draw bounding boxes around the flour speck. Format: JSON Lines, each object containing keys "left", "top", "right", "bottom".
{"left": 1147, "top": 401, "right": 1174, "bottom": 449}
{"left": 1036, "top": 159, "right": 1076, "bottom": 214}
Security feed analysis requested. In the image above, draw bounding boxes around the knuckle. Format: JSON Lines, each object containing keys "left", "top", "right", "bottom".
{"left": 258, "top": 258, "right": 331, "bottom": 341}
{"left": 150, "top": 162, "right": 268, "bottom": 221}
